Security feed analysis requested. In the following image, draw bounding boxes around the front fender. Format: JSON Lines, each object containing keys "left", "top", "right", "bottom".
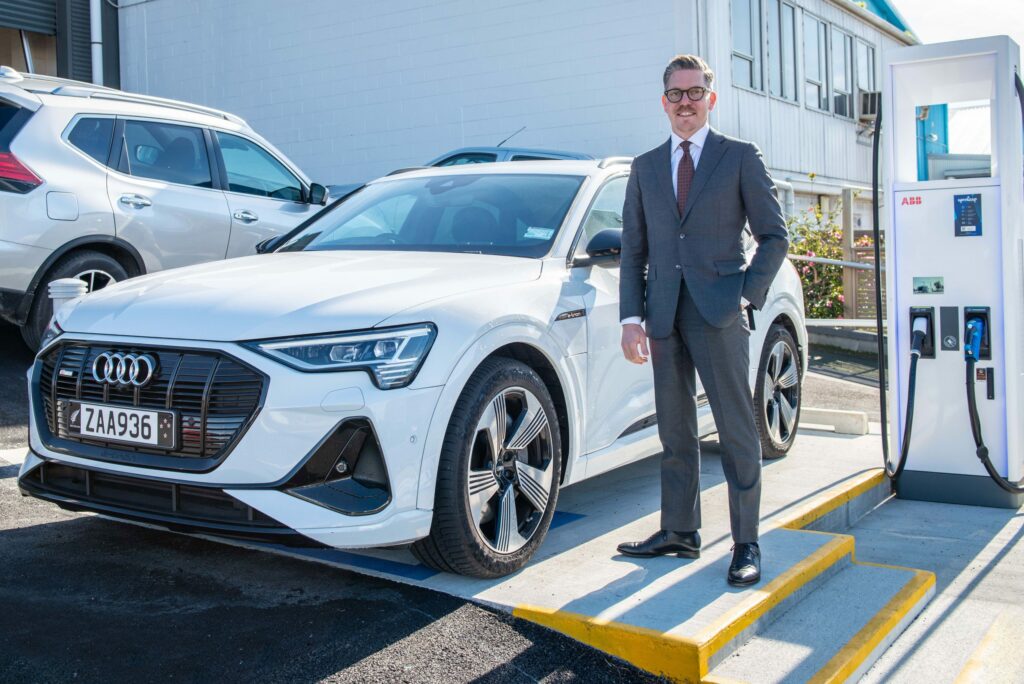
{"left": 412, "top": 322, "right": 586, "bottom": 511}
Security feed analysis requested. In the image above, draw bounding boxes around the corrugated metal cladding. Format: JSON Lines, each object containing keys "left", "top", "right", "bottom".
{"left": 0, "top": 0, "right": 57, "bottom": 35}
{"left": 69, "top": 0, "right": 91, "bottom": 82}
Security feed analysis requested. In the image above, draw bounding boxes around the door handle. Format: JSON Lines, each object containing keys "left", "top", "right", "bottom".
{"left": 119, "top": 194, "right": 152, "bottom": 209}
{"left": 233, "top": 210, "right": 259, "bottom": 223}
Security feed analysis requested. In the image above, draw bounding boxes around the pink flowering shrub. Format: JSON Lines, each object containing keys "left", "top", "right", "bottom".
{"left": 787, "top": 204, "right": 845, "bottom": 319}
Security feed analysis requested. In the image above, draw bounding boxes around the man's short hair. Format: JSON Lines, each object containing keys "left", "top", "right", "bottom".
{"left": 663, "top": 54, "right": 715, "bottom": 89}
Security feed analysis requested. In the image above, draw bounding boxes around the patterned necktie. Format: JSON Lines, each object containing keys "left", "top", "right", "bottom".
{"left": 676, "top": 140, "right": 694, "bottom": 216}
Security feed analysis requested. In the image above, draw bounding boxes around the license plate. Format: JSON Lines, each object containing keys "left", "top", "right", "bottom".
{"left": 65, "top": 401, "right": 176, "bottom": 449}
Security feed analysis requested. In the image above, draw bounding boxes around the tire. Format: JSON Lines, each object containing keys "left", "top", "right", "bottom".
{"left": 21, "top": 250, "right": 128, "bottom": 351}
{"left": 412, "top": 357, "right": 562, "bottom": 577}
{"left": 753, "top": 323, "right": 802, "bottom": 459}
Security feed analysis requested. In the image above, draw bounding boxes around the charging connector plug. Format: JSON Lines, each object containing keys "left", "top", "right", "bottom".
{"left": 910, "top": 316, "right": 930, "bottom": 357}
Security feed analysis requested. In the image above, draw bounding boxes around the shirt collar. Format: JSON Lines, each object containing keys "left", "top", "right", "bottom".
{"left": 671, "top": 122, "right": 711, "bottom": 152}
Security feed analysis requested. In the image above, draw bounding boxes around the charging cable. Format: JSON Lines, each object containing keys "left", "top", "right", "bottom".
{"left": 884, "top": 316, "right": 928, "bottom": 479}
{"left": 963, "top": 319, "right": 1024, "bottom": 494}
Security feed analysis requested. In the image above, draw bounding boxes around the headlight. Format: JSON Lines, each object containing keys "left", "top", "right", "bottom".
{"left": 39, "top": 319, "right": 63, "bottom": 350}
{"left": 243, "top": 323, "right": 436, "bottom": 389}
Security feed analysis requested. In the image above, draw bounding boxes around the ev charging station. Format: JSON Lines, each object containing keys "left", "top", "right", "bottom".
{"left": 883, "top": 36, "right": 1024, "bottom": 508}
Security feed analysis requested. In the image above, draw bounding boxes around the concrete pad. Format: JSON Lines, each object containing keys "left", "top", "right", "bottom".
{"left": 203, "top": 428, "right": 892, "bottom": 682}
{"left": 851, "top": 498, "right": 1024, "bottom": 684}
{"left": 710, "top": 562, "right": 933, "bottom": 683}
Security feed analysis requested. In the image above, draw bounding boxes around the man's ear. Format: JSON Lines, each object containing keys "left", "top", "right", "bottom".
{"left": 708, "top": 91, "right": 718, "bottom": 112}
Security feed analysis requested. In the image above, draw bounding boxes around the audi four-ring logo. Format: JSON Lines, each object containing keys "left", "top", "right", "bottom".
{"left": 91, "top": 352, "right": 158, "bottom": 387}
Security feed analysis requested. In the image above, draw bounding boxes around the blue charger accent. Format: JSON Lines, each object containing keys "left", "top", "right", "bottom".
{"left": 965, "top": 319, "right": 984, "bottom": 362}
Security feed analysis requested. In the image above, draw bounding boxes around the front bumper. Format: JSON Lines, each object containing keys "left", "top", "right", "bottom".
{"left": 23, "top": 333, "right": 441, "bottom": 548}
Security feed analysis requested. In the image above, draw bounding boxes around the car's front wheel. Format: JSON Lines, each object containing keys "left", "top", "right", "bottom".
{"left": 753, "top": 323, "right": 802, "bottom": 459}
{"left": 412, "top": 357, "right": 561, "bottom": 577}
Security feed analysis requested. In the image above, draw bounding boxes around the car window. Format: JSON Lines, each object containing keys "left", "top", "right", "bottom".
{"left": 68, "top": 117, "right": 114, "bottom": 165}
{"left": 435, "top": 153, "right": 498, "bottom": 166}
{"left": 216, "top": 132, "right": 304, "bottom": 201}
{"left": 511, "top": 154, "right": 555, "bottom": 161}
{"left": 122, "top": 120, "right": 212, "bottom": 188}
{"left": 279, "top": 173, "right": 584, "bottom": 258}
{"left": 574, "top": 175, "right": 627, "bottom": 258}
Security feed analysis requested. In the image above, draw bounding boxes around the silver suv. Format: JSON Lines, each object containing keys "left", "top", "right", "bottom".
{"left": 0, "top": 68, "right": 328, "bottom": 348}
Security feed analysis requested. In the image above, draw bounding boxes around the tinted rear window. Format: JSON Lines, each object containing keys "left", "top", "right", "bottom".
{"left": 68, "top": 117, "right": 114, "bottom": 164}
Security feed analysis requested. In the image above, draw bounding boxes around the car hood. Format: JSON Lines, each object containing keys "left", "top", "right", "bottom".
{"left": 59, "top": 251, "right": 542, "bottom": 341}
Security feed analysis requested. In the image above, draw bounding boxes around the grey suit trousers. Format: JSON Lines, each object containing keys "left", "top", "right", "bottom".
{"left": 650, "top": 281, "right": 762, "bottom": 544}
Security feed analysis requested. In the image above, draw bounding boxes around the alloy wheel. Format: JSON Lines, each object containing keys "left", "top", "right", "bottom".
{"left": 762, "top": 340, "right": 800, "bottom": 445}
{"left": 466, "top": 386, "right": 555, "bottom": 554}
{"left": 73, "top": 269, "right": 117, "bottom": 293}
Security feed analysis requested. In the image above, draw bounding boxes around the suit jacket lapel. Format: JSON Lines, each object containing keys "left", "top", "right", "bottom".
{"left": 652, "top": 138, "right": 679, "bottom": 222}
{"left": 680, "top": 129, "right": 727, "bottom": 225}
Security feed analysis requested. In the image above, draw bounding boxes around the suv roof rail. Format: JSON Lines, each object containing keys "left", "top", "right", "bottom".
{"left": 386, "top": 166, "right": 428, "bottom": 176}
{"left": 598, "top": 156, "right": 633, "bottom": 168}
{"left": 0, "top": 66, "right": 24, "bottom": 83}
{"left": 48, "top": 84, "right": 248, "bottom": 126}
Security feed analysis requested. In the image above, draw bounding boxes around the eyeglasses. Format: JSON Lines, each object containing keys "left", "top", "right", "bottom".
{"left": 664, "top": 87, "right": 710, "bottom": 103}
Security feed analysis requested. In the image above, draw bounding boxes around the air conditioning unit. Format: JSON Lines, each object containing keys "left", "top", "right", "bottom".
{"left": 859, "top": 90, "right": 881, "bottom": 123}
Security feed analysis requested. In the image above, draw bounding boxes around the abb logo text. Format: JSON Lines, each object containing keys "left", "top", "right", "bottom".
{"left": 901, "top": 196, "right": 923, "bottom": 206}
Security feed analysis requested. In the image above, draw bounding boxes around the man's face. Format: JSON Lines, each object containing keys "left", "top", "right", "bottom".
{"left": 662, "top": 68, "right": 717, "bottom": 138}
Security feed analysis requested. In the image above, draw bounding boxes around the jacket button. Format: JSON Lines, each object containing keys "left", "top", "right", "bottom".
{"left": 679, "top": 234, "right": 686, "bottom": 239}
{"left": 675, "top": 264, "right": 682, "bottom": 270}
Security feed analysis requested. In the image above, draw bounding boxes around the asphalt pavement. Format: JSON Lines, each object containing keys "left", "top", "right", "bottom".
{"left": 0, "top": 321, "right": 882, "bottom": 683}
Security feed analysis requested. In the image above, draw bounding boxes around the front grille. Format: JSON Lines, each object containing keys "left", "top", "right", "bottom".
{"left": 37, "top": 342, "right": 266, "bottom": 471}
{"left": 20, "top": 461, "right": 307, "bottom": 543}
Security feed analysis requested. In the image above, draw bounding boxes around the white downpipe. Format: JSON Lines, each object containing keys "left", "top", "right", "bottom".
{"left": 90, "top": 0, "right": 103, "bottom": 85}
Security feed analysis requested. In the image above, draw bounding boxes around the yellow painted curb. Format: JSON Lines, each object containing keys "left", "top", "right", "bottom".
{"left": 511, "top": 468, "right": 929, "bottom": 684}
{"left": 807, "top": 567, "right": 935, "bottom": 683}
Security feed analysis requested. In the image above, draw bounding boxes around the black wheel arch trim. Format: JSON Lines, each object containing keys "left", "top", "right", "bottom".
{"left": 15, "top": 236, "right": 147, "bottom": 324}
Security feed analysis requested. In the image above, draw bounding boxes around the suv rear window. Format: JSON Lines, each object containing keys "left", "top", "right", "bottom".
{"left": 68, "top": 117, "right": 114, "bottom": 164}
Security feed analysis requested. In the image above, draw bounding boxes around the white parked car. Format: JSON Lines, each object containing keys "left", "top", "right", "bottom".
{"left": 20, "top": 160, "right": 806, "bottom": 578}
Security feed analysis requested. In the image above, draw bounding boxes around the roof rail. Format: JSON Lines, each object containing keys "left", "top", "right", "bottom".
{"left": 386, "top": 166, "right": 428, "bottom": 176}
{"left": 0, "top": 66, "right": 24, "bottom": 83}
{"left": 598, "top": 156, "right": 633, "bottom": 168}
{"left": 49, "top": 85, "right": 247, "bottom": 126}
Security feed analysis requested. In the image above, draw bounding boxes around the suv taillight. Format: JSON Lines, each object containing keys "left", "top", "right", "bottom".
{"left": 0, "top": 150, "right": 41, "bottom": 193}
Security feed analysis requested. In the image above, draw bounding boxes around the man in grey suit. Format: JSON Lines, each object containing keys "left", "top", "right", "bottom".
{"left": 616, "top": 55, "right": 789, "bottom": 586}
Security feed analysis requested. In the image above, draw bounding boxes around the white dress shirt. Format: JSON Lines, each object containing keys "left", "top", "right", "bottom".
{"left": 621, "top": 123, "right": 712, "bottom": 328}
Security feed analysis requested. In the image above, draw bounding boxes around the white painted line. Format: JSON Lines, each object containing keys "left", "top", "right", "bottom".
{"left": 806, "top": 370, "right": 880, "bottom": 389}
{"left": 0, "top": 448, "right": 28, "bottom": 467}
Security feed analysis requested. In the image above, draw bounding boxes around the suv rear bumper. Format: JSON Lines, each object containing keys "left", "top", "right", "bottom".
{"left": 0, "top": 238, "right": 51, "bottom": 324}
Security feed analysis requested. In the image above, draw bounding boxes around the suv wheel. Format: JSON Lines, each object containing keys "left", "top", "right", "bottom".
{"left": 412, "top": 358, "right": 561, "bottom": 577}
{"left": 22, "top": 251, "right": 127, "bottom": 350}
{"left": 753, "top": 323, "right": 802, "bottom": 459}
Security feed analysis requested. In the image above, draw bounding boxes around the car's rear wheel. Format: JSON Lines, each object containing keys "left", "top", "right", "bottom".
{"left": 753, "top": 323, "right": 802, "bottom": 459}
{"left": 412, "top": 357, "right": 561, "bottom": 577}
{"left": 21, "top": 251, "right": 127, "bottom": 350}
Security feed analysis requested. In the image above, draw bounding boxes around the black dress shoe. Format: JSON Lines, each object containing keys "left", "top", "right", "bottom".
{"left": 728, "top": 542, "right": 761, "bottom": 586}
{"left": 617, "top": 530, "right": 701, "bottom": 559}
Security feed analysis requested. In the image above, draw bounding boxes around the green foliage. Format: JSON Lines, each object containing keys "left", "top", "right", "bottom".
{"left": 787, "top": 204, "right": 845, "bottom": 319}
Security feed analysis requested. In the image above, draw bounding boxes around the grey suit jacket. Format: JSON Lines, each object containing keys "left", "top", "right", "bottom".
{"left": 619, "top": 129, "right": 789, "bottom": 337}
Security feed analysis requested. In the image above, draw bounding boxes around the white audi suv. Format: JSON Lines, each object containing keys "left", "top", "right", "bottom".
{"left": 20, "top": 160, "right": 806, "bottom": 578}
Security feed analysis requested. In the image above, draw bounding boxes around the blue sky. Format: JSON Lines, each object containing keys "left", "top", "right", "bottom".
{"left": 894, "top": 0, "right": 1024, "bottom": 50}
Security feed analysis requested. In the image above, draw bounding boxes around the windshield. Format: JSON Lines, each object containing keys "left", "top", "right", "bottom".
{"left": 278, "top": 173, "right": 585, "bottom": 257}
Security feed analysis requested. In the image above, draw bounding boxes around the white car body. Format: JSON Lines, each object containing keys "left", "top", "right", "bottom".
{"left": 21, "top": 160, "right": 807, "bottom": 562}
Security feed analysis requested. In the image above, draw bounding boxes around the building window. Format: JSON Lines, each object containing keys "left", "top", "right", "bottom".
{"left": 832, "top": 29, "right": 854, "bottom": 118}
{"left": 0, "top": 27, "right": 57, "bottom": 76}
{"left": 857, "top": 40, "right": 877, "bottom": 93}
{"left": 803, "top": 14, "right": 829, "bottom": 111}
{"left": 731, "top": 0, "right": 762, "bottom": 91}
{"left": 768, "top": 0, "right": 797, "bottom": 101}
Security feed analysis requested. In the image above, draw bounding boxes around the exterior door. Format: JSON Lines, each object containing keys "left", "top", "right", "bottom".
{"left": 213, "top": 131, "right": 319, "bottom": 258}
{"left": 572, "top": 175, "right": 663, "bottom": 457}
{"left": 106, "top": 118, "right": 231, "bottom": 272}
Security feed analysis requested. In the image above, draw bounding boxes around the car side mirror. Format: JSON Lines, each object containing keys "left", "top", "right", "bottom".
{"left": 308, "top": 182, "right": 329, "bottom": 206}
{"left": 256, "top": 235, "right": 286, "bottom": 254}
{"left": 573, "top": 229, "right": 622, "bottom": 266}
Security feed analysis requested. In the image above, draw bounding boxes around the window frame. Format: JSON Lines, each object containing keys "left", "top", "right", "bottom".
{"left": 568, "top": 172, "right": 630, "bottom": 267}
{"left": 802, "top": 11, "right": 831, "bottom": 113}
{"left": 211, "top": 129, "right": 308, "bottom": 204}
{"left": 767, "top": 0, "right": 799, "bottom": 104}
{"left": 112, "top": 116, "right": 219, "bottom": 190}
{"left": 60, "top": 113, "right": 119, "bottom": 170}
{"left": 831, "top": 27, "right": 855, "bottom": 120}
{"left": 731, "top": 0, "right": 765, "bottom": 94}
{"left": 856, "top": 38, "right": 878, "bottom": 117}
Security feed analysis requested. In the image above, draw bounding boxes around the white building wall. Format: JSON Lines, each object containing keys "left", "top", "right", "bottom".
{"left": 117, "top": 0, "right": 908, "bottom": 190}
{"left": 119, "top": 0, "right": 699, "bottom": 185}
